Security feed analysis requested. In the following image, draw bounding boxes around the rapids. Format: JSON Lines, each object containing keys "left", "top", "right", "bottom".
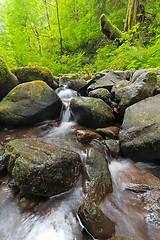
{"left": 0, "top": 87, "right": 159, "bottom": 240}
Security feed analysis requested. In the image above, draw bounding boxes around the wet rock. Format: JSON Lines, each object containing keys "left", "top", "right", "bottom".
{"left": 0, "top": 144, "right": 5, "bottom": 173}
{"left": 0, "top": 56, "right": 18, "bottom": 101}
{"left": 96, "top": 126, "right": 120, "bottom": 139}
{"left": 4, "top": 139, "right": 81, "bottom": 197}
{"left": 103, "top": 140, "right": 120, "bottom": 158}
{"left": 119, "top": 94, "right": 160, "bottom": 161}
{"left": 111, "top": 80, "right": 132, "bottom": 102}
{"left": 67, "top": 79, "right": 87, "bottom": 91}
{"left": 83, "top": 148, "right": 112, "bottom": 203}
{"left": 108, "top": 237, "right": 136, "bottom": 240}
{"left": 12, "top": 66, "right": 58, "bottom": 90}
{"left": 70, "top": 97, "right": 115, "bottom": 128}
{"left": 88, "top": 70, "right": 127, "bottom": 92}
{"left": 78, "top": 201, "right": 115, "bottom": 239}
{"left": 88, "top": 88, "right": 111, "bottom": 104}
{"left": 118, "top": 72, "right": 157, "bottom": 115}
{"left": 76, "top": 130, "right": 102, "bottom": 143}
{"left": 0, "top": 81, "right": 62, "bottom": 126}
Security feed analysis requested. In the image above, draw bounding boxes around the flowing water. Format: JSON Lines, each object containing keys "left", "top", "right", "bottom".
{"left": 0, "top": 87, "right": 159, "bottom": 240}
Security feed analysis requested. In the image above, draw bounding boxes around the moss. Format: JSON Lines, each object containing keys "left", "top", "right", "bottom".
{"left": 100, "top": 14, "right": 122, "bottom": 41}
{"left": 0, "top": 56, "right": 12, "bottom": 84}
{"left": 147, "top": 71, "right": 157, "bottom": 86}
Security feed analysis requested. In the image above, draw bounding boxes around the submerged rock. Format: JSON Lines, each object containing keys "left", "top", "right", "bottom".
{"left": 70, "top": 97, "right": 115, "bottom": 128}
{"left": 83, "top": 148, "right": 112, "bottom": 203}
{"left": 0, "top": 80, "right": 62, "bottom": 126}
{"left": 78, "top": 201, "right": 115, "bottom": 239}
{"left": 0, "top": 56, "right": 18, "bottom": 101}
{"left": 76, "top": 129, "right": 102, "bottom": 143}
{"left": 12, "top": 66, "right": 58, "bottom": 90}
{"left": 4, "top": 139, "right": 81, "bottom": 197}
{"left": 119, "top": 94, "right": 160, "bottom": 161}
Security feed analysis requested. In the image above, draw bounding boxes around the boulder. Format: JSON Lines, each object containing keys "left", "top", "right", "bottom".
{"left": 0, "top": 144, "right": 5, "bottom": 173}
{"left": 111, "top": 80, "right": 132, "bottom": 102}
{"left": 78, "top": 201, "right": 115, "bottom": 239}
{"left": 118, "top": 72, "right": 157, "bottom": 115}
{"left": 76, "top": 129, "right": 102, "bottom": 143}
{"left": 67, "top": 79, "right": 87, "bottom": 91}
{"left": 88, "top": 70, "right": 127, "bottom": 92}
{"left": 103, "top": 140, "right": 120, "bottom": 158}
{"left": 70, "top": 97, "right": 115, "bottom": 128}
{"left": 83, "top": 148, "right": 112, "bottom": 203}
{"left": 119, "top": 94, "right": 160, "bottom": 161}
{"left": 131, "top": 68, "right": 160, "bottom": 83}
{"left": 0, "top": 80, "right": 62, "bottom": 126}
{"left": 4, "top": 139, "right": 81, "bottom": 197}
{"left": 12, "top": 66, "right": 58, "bottom": 90}
{"left": 108, "top": 237, "right": 135, "bottom": 240}
{"left": 0, "top": 56, "right": 18, "bottom": 100}
{"left": 88, "top": 88, "right": 111, "bottom": 104}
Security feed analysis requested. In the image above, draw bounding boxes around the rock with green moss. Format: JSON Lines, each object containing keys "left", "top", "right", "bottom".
{"left": 0, "top": 80, "right": 62, "bottom": 126}
{"left": 88, "top": 88, "right": 111, "bottom": 104}
{"left": 70, "top": 97, "right": 115, "bottom": 128}
{"left": 131, "top": 68, "right": 160, "bottom": 83}
{"left": 88, "top": 70, "right": 127, "bottom": 92}
{"left": 0, "top": 56, "right": 18, "bottom": 101}
{"left": 118, "top": 72, "right": 157, "bottom": 115}
{"left": 0, "top": 144, "right": 5, "bottom": 173}
{"left": 119, "top": 94, "right": 160, "bottom": 161}
{"left": 4, "top": 139, "right": 81, "bottom": 197}
{"left": 67, "top": 79, "right": 87, "bottom": 91}
{"left": 111, "top": 80, "right": 132, "bottom": 102}
{"left": 83, "top": 148, "right": 112, "bottom": 204}
{"left": 78, "top": 201, "right": 115, "bottom": 239}
{"left": 12, "top": 66, "right": 58, "bottom": 90}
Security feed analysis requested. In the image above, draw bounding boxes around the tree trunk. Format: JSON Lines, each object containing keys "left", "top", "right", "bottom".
{"left": 44, "top": 0, "right": 51, "bottom": 31}
{"left": 55, "top": 0, "right": 63, "bottom": 55}
{"left": 124, "top": 0, "right": 140, "bottom": 32}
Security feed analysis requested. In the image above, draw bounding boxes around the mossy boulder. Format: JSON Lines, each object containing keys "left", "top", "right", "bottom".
{"left": 118, "top": 72, "right": 157, "bottom": 115}
{"left": 119, "top": 94, "right": 160, "bottom": 161}
{"left": 0, "top": 80, "right": 62, "bottom": 126}
{"left": 78, "top": 201, "right": 115, "bottom": 239}
{"left": 4, "top": 139, "right": 81, "bottom": 197}
{"left": 0, "top": 56, "right": 18, "bottom": 100}
{"left": 12, "top": 66, "right": 58, "bottom": 90}
{"left": 70, "top": 97, "right": 115, "bottom": 128}
{"left": 67, "top": 79, "right": 87, "bottom": 91}
{"left": 131, "top": 68, "right": 160, "bottom": 83}
{"left": 111, "top": 80, "right": 132, "bottom": 102}
{"left": 83, "top": 148, "right": 112, "bottom": 204}
{"left": 88, "top": 88, "right": 111, "bottom": 104}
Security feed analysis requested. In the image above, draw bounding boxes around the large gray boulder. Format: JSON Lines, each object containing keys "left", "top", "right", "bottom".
{"left": 70, "top": 97, "right": 115, "bottom": 128}
{"left": 83, "top": 148, "right": 112, "bottom": 203}
{"left": 0, "top": 56, "right": 18, "bottom": 101}
{"left": 88, "top": 88, "right": 111, "bottom": 104}
{"left": 88, "top": 70, "right": 127, "bottom": 92}
{"left": 119, "top": 94, "right": 160, "bottom": 161}
{"left": 4, "top": 139, "right": 81, "bottom": 197}
{"left": 0, "top": 80, "right": 62, "bottom": 126}
{"left": 131, "top": 68, "right": 160, "bottom": 83}
{"left": 117, "top": 72, "right": 157, "bottom": 115}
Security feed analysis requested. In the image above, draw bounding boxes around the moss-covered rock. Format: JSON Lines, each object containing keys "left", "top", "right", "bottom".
{"left": 78, "top": 201, "right": 115, "bottom": 239}
{"left": 111, "top": 80, "right": 132, "bottom": 102}
{"left": 88, "top": 88, "right": 111, "bottom": 104}
{"left": 4, "top": 139, "right": 81, "bottom": 197}
{"left": 0, "top": 144, "right": 5, "bottom": 173}
{"left": 0, "top": 80, "right": 62, "bottom": 126}
{"left": 12, "top": 66, "right": 58, "bottom": 90}
{"left": 83, "top": 148, "right": 112, "bottom": 204}
{"left": 70, "top": 97, "right": 115, "bottom": 128}
{"left": 67, "top": 79, "right": 87, "bottom": 91}
{"left": 119, "top": 94, "right": 160, "bottom": 161}
{"left": 0, "top": 56, "right": 18, "bottom": 100}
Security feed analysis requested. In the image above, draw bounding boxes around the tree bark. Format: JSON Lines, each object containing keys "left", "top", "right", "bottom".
{"left": 124, "top": 0, "right": 140, "bottom": 32}
{"left": 44, "top": 0, "right": 51, "bottom": 31}
{"left": 55, "top": 0, "right": 63, "bottom": 55}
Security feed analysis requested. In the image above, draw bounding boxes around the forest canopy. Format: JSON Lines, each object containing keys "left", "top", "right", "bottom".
{"left": 0, "top": 0, "right": 159, "bottom": 75}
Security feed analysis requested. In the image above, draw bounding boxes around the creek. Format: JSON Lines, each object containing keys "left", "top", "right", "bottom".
{"left": 0, "top": 87, "right": 159, "bottom": 240}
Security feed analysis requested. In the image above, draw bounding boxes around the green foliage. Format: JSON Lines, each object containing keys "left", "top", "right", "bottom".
{"left": 0, "top": 0, "right": 159, "bottom": 75}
